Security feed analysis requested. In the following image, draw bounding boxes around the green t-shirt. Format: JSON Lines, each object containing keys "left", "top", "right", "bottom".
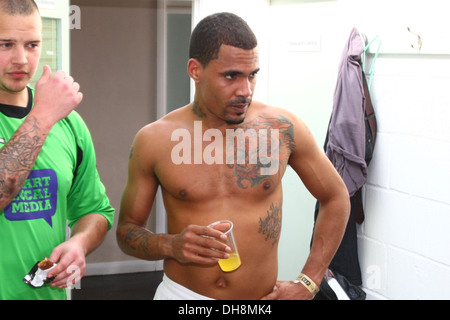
{"left": 0, "top": 88, "right": 115, "bottom": 300}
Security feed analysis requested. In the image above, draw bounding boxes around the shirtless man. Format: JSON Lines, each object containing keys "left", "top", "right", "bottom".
{"left": 117, "top": 12, "right": 350, "bottom": 300}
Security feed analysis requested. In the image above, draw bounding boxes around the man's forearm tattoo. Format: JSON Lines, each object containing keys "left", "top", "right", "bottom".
{"left": 0, "top": 116, "right": 46, "bottom": 203}
{"left": 122, "top": 225, "right": 154, "bottom": 258}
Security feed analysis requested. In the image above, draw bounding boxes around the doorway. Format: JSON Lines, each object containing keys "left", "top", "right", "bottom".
{"left": 156, "top": 0, "right": 192, "bottom": 117}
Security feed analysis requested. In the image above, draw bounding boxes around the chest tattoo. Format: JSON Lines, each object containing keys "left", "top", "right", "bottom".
{"left": 227, "top": 115, "right": 295, "bottom": 189}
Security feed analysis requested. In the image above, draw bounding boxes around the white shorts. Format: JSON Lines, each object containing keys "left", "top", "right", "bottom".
{"left": 153, "top": 274, "right": 215, "bottom": 300}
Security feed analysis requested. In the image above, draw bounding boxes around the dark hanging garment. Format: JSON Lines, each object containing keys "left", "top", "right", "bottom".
{"left": 326, "top": 27, "right": 367, "bottom": 196}
{"left": 313, "top": 27, "right": 377, "bottom": 290}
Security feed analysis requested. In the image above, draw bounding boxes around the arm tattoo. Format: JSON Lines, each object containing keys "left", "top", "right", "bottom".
{"left": 0, "top": 116, "right": 47, "bottom": 205}
{"left": 258, "top": 202, "right": 282, "bottom": 246}
{"left": 122, "top": 225, "right": 154, "bottom": 259}
{"left": 228, "top": 115, "right": 296, "bottom": 189}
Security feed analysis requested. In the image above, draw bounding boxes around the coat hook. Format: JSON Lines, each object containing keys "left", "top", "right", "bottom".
{"left": 407, "top": 27, "right": 422, "bottom": 50}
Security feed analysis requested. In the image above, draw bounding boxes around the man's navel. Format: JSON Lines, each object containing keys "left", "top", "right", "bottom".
{"left": 215, "top": 277, "right": 228, "bottom": 289}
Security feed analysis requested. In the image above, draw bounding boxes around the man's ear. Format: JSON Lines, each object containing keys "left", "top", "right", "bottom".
{"left": 187, "top": 58, "right": 203, "bottom": 83}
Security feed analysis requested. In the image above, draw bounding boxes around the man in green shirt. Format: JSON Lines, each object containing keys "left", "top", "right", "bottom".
{"left": 0, "top": 0, "right": 115, "bottom": 300}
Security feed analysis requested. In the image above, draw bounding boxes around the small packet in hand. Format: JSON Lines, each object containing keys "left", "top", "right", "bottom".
{"left": 23, "top": 258, "right": 57, "bottom": 288}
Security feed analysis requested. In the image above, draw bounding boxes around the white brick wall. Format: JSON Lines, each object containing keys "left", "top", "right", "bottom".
{"left": 359, "top": 56, "right": 450, "bottom": 299}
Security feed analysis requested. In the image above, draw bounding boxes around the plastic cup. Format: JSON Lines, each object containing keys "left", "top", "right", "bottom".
{"left": 208, "top": 220, "right": 241, "bottom": 272}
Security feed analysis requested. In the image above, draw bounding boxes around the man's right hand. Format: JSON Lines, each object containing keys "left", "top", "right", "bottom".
{"left": 31, "top": 65, "right": 83, "bottom": 127}
{"left": 170, "top": 224, "right": 231, "bottom": 265}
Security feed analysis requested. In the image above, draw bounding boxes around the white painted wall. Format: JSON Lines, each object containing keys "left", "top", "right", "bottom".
{"left": 340, "top": 0, "right": 450, "bottom": 300}
{"left": 359, "top": 49, "right": 450, "bottom": 300}
{"left": 267, "top": 0, "right": 349, "bottom": 283}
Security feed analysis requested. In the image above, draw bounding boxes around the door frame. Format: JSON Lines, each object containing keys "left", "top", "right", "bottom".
{"left": 155, "top": 0, "right": 193, "bottom": 239}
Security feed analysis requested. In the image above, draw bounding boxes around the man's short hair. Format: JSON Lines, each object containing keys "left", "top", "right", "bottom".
{"left": 189, "top": 12, "right": 258, "bottom": 67}
{"left": 0, "top": 0, "right": 39, "bottom": 15}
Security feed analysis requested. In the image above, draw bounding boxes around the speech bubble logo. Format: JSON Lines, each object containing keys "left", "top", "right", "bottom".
{"left": 4, "top": 169, "right": 58, "bottom": 227}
